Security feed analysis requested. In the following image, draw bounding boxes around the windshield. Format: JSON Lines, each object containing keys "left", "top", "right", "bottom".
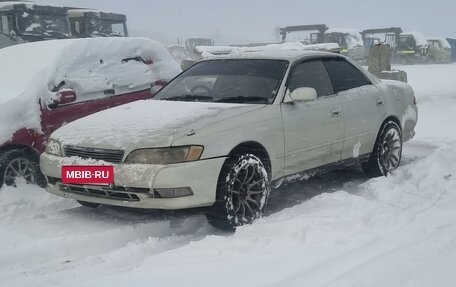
{"left": 16, "top": 11, "right": 70, "bottom": 37}
{"left": 154, "top": 59, "right": 289, "bottom": 104}
{"left": 323, "top": 33, "right": 346, "bottom": 47}
{"left": 398, "top": 36, "right": 416, "bottom": 50}
{"left": 88, "top": 19, "right": 126, "bottom": 37}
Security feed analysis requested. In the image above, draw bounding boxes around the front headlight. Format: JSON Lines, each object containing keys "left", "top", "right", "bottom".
{"left": 45, "top": 139, "right": 62, "bottom": 156}
{"left": 124, "top": 146, "right": 204, "bottom": 165}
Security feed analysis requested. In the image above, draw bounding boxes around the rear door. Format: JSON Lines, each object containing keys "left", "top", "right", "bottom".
{"left": 323, "top": 58, "right": 386, "bottom": 160}
{"left": 281, "top": 59, "right": 344, "bottom": 175}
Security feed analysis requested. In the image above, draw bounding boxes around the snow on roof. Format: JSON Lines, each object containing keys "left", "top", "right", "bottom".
{"left": 427, "top": 38, "right": 451, "bottom": 49}
{"left": 195, "top": 46, "right": 235, "bottom": 55}
{"left": 0, "top": 1, "right": 63, "bottom": 10}
{"left": 326, "top": 28, "right": 360, "bottom": 35}
{"left": 198, "top": 42, "right": 340, "bottom": 60}
{"left": 209, "top": 50, "right": 336, "bottom": 62}
{"left": 67, "top": 9, "right": 100, "bottom": 17}
{"left": 0, "top": 37, "right": 181, "bottom": 144}
{"left": 67, "top": 8, "right": 123, "bottom": 17}
{"left": 402, "top": 31, "right": 428, "bottom": 47}
{"left": 0, "top": 1, "right": 33, "bottom": 9}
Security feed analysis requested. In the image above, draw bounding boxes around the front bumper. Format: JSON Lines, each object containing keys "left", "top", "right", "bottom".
{"left": 40, "top": 153, "right": 226, "bottom": 210}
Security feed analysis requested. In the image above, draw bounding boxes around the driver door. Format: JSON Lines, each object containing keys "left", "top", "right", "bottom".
{"left": 281, "top": 59, "right": 344, "bottom": 175}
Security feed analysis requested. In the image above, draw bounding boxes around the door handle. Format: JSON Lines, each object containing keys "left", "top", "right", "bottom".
{"left": 331, "top": 109, "right": 342, "bottom": 117}
{"left": 376, "top": 99, "right": 384, "bottom": 105}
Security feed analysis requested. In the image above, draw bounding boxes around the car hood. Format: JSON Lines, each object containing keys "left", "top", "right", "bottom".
{"left": 52, "top": 99, "right": 264, "bottom": 150}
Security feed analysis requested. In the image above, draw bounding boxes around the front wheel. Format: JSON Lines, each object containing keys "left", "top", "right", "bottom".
{"left": 206, "top": 154, "right": 271, "bottom": 230}
{"left": 362, "top": 121, "right": 402, "bottom": 177}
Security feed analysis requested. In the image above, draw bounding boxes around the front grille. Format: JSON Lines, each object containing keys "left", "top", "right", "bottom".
{"left": 59, "top": 183, "right": 150, "bottom": 202}
{"left": 65, "top": 145, "right": 124, "bottom": 164}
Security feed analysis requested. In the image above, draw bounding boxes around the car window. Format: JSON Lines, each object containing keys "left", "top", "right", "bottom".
{"left": 287, "top": 60, "right": 334, "bottom": 97}
{"left": 155, "top": 59, "right": 289, "bottom": 104}
{"left": 323, "top": 58, "right": 371, "bottom": 93}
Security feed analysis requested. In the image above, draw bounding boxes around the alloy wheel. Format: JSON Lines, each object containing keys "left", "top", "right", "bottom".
{"left": 227, "top": 159, "right": 269, "bottom": 224}
{"left": 3, "top": 158, "right": 36, "bottom": 187}
{"left": 380, "top": 128, "right": 402, "bottom": 173}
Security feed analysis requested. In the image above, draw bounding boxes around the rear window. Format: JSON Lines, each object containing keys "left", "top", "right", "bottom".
{"left": 323, "top": 58, "right": 371, "bottom": 93}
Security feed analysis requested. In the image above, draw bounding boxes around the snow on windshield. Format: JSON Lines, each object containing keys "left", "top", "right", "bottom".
{"left": 17, "top": 11, "right": 71, "bottom": 37}
{"left": 88, "top": 19, "right": 126, "bottom": 37}
{"left": 0, "top": 37, "right": 181, "bottom": 144}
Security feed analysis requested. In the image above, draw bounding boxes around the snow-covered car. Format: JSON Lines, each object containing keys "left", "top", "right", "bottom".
{"left": 40, "top": 50, "right": 418, "bottom": 229}
{"left": 0, "top": 37, "right": 181, "bottom": 188}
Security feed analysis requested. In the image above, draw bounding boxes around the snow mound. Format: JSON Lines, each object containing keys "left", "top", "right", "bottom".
{"left": 0, "top": 181, "right": 77, "bottom": 224}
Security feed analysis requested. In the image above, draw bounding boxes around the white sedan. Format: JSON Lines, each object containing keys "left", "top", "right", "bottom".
{"left": 40, "top": 50, "right": 418, "bottom": 229}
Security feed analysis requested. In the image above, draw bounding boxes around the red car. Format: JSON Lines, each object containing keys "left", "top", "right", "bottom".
{"left": 0, "top": 37, "right": 181, "bottom": 187}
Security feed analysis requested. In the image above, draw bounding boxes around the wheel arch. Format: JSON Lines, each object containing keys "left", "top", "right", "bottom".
{"left": 381, "top": 115, "right": 402, "bottom": 134}
{"left": 228, "top": 141, "right": 272, "bottom": 177}
{"left": 0, "top": 144, "right": 41, "bottom": 160}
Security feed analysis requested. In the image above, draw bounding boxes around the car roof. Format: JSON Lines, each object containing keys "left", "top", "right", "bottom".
{"left": 0, "top": 37, "right": 180, "bottom": 105}
{"left": 206, "top": 49, "right": 340, "bottom": 62}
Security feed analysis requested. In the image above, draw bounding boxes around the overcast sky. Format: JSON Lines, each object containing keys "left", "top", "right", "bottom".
{"left": 46, "top": 0, "right": 455, "bottom": 45}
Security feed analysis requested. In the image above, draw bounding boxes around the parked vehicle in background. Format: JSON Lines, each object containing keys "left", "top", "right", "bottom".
{"left": 0, "top": 1, "right": 71, "bottom": 49}
{"left": 447, "top": 38, "right": 456, "bottom": 62}
{"left": 279, "top": 24, "right": 328, "bottom": 44}
{"left": 361, "top": 28, "right": 439, "bottom": 64}
{"left": 167, "top": 44, "right": 186, "bottom": 65}
{"left": 40, "top": 50, "right": 417, "bottom": 230}
{"left": 186, "top": 37, "right": 214, "bottom": 51}
{"left": 323, "top": 28, "right": 365, "bottom": 62}
{"left": 361, "top": 27, "right": 401, "bottom": 65}
{"left": 67, "top": 8, "right": 128, "bottom": 38}
{"left": 361, "top": 27, "right": 402, "bottom": 49}
{"left": 426, "top": 38, "right": 452, "bottom": 63}
{"left": 396, "top": 32, "right": 429, "bottom": 64}
{"left": 0, "top": 37, "right": 181, "bottom": 188}
{"left": 279, "top": 25, "right": 366, "bottom": 62}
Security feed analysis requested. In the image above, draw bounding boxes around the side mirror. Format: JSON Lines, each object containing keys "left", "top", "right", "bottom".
{"left": 50, "top": 90, "right": 77, "bottom": 107}
{"left": 290, "top": 87, "right": 317, "bottom": 103}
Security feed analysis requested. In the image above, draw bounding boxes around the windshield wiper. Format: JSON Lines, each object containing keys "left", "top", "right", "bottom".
{"left": 164, "top": 94, "right": 214, "bottom": 102}
{"left": 215, "top": 96, "right": 269, "bottom": 103}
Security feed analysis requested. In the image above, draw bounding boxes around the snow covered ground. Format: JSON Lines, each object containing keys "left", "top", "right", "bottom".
{"left": 1, "top": 64, "right": 455, "bottom": 287}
